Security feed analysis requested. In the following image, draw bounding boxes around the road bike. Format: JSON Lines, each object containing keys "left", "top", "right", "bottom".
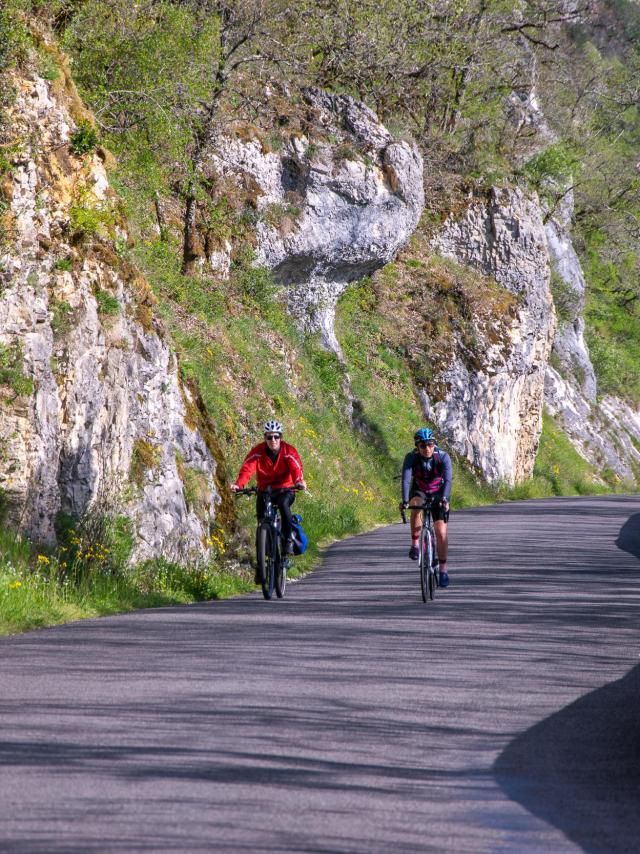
{"left": 401, "top": 497, "right": 440, "bottom": 603}
{"left": 235, "top": 485, "right": 302, "bottom": 600}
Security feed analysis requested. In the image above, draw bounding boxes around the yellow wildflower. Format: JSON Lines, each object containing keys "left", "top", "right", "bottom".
{"left": 9, "top": 581, "right": 22, "bottom": 589}
{"left": 37, "top": 554, "right": 50, "bottom": 564}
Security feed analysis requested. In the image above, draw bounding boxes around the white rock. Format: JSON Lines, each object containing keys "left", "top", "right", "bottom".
{"left": 0, "top": 74, "right": 220, "bottom": 562}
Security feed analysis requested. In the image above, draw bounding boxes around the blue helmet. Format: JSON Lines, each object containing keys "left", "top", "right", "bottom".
{"left": 414, "top": 427, "right": 435, "bottom": 444}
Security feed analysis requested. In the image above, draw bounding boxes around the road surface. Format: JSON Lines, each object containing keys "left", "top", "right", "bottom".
{"left": 1, "top": 495, "right": 639, "bottom": 852}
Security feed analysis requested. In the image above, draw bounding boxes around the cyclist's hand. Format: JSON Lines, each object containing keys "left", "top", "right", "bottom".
{"left": 230, "top": 483, "right": 240, "bottom": 493}
{"left": 294, "top": 480, "right": 307, "bottom": 490}
{"left": 399, "top": 501, "right": 408, "bottom": 511}
{"left": 441, "top": 498, "right": 449, "bottom": 511}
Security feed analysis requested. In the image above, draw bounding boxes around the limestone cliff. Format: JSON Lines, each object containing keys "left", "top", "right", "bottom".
{"left": 205, "top": 88, "right": 424, "bottom": 353}
{"left": 544, "top": 195, "right": 640, "bottom": 483}
{"left": 429, "top": 187, "right": 556, "bottom": 485}
{"left": 0, "top": 72, "right": 222, "bottom": 561}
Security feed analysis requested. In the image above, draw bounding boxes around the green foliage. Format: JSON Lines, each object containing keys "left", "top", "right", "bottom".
{"left": 231, "top": 248, "right": 278, "bottom": 310}
{"left": 549, "top": 266, "right": 579, "bottom": 324}
{"left": 522, "top": 142, "right": 581, "bottom": 191}
{"left": 94, "top": 287, "right": 120, "bottom": 315}
{"left": 69, "top": 196, "right": 117, "bottom": 239}
{"left": 54, "top": 508, "right": 134, "bottom": 582}
{"left": 580, "top": 230, "right": 640, "bottom": 403}
{"left": 50, "top": 297, "right": 74, "bottom": 335}
{"left": 0, "top": 343, "right": 33, "bottom": 396}
{"left": 129, "top": 439, "right": 161, "bottom": 487}
{"left": 69, "top": 121, "right": 99, "bottom": 155}
{"left": 176, "top": 453, "right": 211, "bottom": 521}
{"left": 0, "top": 512, "right": 255, "bottom": 635}
{"left": 37, "top": 46, "right": 59, "bottom": 80}
{"left": 0, "top": 0, "right": 30, "bottom": 74}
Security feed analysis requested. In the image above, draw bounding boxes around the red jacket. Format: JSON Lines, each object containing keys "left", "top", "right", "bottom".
{"left": 235, "top": 441, "right": 304, "bottom": 490}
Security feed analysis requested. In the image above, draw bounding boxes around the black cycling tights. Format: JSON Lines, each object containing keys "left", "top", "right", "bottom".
{"left": 256, "top": 490, "right": 295, "bottom": 542}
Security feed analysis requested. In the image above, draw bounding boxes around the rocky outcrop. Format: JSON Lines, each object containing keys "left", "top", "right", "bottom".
{"left": 543, "top": 194, "right": 640, "bottom": 483}
{"left": 205, "top": 89, "right": 424, "bottom": 352}
{"left": 0, "top": 73, "right": 221, "bottom": 561}
{"left": 429, "top": 187, "right": 556, "bottom": 484}
{"left": 544, "top": 200, "right": 597, "bottom": 402}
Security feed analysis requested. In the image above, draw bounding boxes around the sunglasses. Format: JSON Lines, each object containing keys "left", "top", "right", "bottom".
{"left": 417, "top": 441, "right": 435, "bottom": 448}
{"left": 265, "top": 434, "right": 281, "bottom": 441}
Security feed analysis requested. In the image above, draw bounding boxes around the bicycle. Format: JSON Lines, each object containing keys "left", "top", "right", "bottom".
{"left": 401, "top": 497, "right": 440, "bottom": 603}
{"left": 235, "top": 485, "right": 302, "bottom": 600}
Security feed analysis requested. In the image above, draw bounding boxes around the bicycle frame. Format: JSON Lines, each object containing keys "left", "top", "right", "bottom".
{"left": 234, "top": 485, "right": 298, "bottom": 600}
{"left": 401, "top": 497, "right": 439, "bottom": 603}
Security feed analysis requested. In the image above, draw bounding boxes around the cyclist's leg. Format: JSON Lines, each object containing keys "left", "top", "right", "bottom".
{"left": 434, "top": 520, "right": 448, "bottom": 563}
{"left": 433, "top": 513, "right": 449, "bottom": 586}
{"left": 275, "top": 491, "right": 295, "bottom": 549}
{"left": 408, "top": 494, "right": 424, "bottom": 559}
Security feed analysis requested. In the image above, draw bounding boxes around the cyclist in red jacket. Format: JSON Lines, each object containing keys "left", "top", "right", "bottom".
{"left": 231, "top": 419, "right": 306, "bottom": 556}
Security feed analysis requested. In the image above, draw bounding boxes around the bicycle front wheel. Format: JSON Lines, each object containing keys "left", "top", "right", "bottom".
{"left": 256, "top": 523, "right": 275, "bottom": 600}
{"left": 419, "top": 526, "right": 435, "bottom": 603}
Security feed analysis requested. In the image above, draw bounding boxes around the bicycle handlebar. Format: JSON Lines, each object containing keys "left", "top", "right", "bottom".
{"left": 399, "top": 496, "right": 445, "bottom": 522}
{"left": 233, "top": 484, "right": 305, "bottom": 497}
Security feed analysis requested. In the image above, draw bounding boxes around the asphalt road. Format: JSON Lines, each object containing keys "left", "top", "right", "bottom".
{"left": 1, "top": 495, "right": 639, "bottom": 853}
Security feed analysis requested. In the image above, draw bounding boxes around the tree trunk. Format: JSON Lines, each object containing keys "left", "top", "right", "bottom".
{"left": 181, "top": 191, "right": 200, "bottom": 275}
{"left": 154, "top": 191, "right": 168, "bottom": 242}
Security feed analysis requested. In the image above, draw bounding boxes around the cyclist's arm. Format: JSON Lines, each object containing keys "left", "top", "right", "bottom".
{"left": 401, "top": 453, "right": 414, "bottom": 504}
{"left": 235, "top": 447, "right": 261, "bottom": 489}
{"left": 441, "top": 452, "right": 453, "bottom": 503}
{"left": 284, "top": 444, "right": 304, "bottom": 485}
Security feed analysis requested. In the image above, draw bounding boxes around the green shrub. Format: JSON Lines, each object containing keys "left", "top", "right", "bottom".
{"left": 523, "top": 142, "right": 581, "bottom": 190}
{"left": 54, "top": 508, "right": 134, "bottom": 583}
{"left": 69, "top": 197, "right": 117, "bottom": 239}
{"left": 0, "top": 2, "right": 30, "bottom": 74}
{"left": 130, "top": 439, "right": 161, "bottom": 487}
{"left": 37, "top": 47, "right": 60, "bottom": 81}
{"left": 50, "top": 298, "right": 74, "bottom": 335}
{"left": 94, "top": 287, "right": 120, "bottom": 315}
{"left": 69, "top": 122, "right": 99, "bottom": 156}
{"left": 231, "top": 248, "right": 277, "bottom": 309}
{"left": 0, "top": 343, "right": 33, "bottom": 396}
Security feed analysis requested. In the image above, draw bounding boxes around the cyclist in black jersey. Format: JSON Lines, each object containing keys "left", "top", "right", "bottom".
{"left": 400, "top": 427, "right": 453, "bottom": 587}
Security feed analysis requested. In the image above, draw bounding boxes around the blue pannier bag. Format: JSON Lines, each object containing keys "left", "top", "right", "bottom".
{"left": 291, "top": 513, "right": 308, "bottom": 555}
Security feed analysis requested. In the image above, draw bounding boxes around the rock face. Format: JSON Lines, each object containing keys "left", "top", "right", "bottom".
{"left": 544, "top": 193, "right": 596, "bottom": 402}
{"left": 543, "top": 195, "right": 640, "bottom": 483}
{"left": 0, "top": 73, "right": 221, "bottom": 561}
{"left": 430, "top": 188, "right": 556, "bottom": 484}
{"left": 206, "top": 89, "right": 424, "bottom": 352}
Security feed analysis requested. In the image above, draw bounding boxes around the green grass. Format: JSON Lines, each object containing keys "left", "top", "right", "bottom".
{"left": 504, "top": 412, "right": 612, "bottom": 499}
{"left": 581, "top": 230, "right": 640, "bottom": 405}
{"left": 0, "top": 526, "right": 254, "bottom": 636}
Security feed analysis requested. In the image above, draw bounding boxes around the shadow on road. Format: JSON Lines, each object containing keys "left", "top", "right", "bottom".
{"left": 494, "top": 663, "right": 640, "bottom": 854}
{"left": 616, "top": 512, "right": 640, "bottom": 560}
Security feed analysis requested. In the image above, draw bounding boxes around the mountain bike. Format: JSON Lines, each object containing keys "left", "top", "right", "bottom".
{"left": 235, "top": 485, "right": 302, "bottom": 600}
{"left": 401, "top": 497, "right": 439, "bottom": 603}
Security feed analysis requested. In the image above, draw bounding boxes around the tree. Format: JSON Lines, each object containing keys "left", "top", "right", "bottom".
{"left": 63, "top": 0, "right": 298, "bottom": 273}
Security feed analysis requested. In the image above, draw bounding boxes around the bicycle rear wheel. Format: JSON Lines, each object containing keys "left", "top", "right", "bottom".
{"left": 275, "top": 539, "right": 287, "bottom": 598}
{"left": 256, "top": 523, "right": 275, "bottom": 600}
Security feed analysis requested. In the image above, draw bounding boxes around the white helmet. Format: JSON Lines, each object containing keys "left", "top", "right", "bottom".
{"left": 263, "top": 419, "right": 283, "bottom": 435}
